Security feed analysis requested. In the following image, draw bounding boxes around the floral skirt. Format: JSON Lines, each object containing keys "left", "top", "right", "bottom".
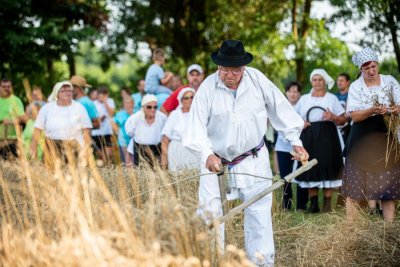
{"left": 341, "top": 159, "right": 400, "bottom": 200}
{"left": 342, "top": 132, "right": 400, "bottom": 200}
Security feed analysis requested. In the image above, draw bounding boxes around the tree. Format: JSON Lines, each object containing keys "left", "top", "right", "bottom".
{"left": 329, "top": 0, "right": 400, "bottom": 73}
{"left": 109, "top": 0, "right": 288, "bottom": 75}
{"left": 0, "top": 0, "right": 108, "bottom": 94}
{"left": 291, "top": 0, "right": 312, "bottom": 85}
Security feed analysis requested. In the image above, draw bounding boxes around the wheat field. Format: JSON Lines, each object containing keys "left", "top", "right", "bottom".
{"left": 0, "top": 153, "right": 399, "bottom": 267}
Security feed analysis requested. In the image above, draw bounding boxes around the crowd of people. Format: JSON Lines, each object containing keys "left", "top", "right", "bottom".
{"left": 1, "top": 40, "right": 400, "bottom": 266}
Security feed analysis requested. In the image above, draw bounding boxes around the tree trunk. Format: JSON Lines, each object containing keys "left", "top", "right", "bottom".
{"left": 46, "top": 59, "right": 54, "bottom": 84}
{"left": 386, "top": 1, "right": 400, "bottom": 73}
{"left": 67, "top": 52, "right": 76, "bottom": 77}
{"left": 294, "top": 0, "right": 312, "bottom": 85}
{"left": 292, "top": 0, "right": 298, "bottom": 41}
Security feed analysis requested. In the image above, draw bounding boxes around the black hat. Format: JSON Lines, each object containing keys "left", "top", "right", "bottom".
{"left": 211, "top": 40, "right": 253, "bottom": 67}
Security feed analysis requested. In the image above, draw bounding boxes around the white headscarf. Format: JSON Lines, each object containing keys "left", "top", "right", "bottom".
{"left": 309, "top": 69, "right": 335, "bottom": 90}
{"left": 47, "top": 81, "right": 73, "bottom": 102}
{"left": 139, "top": 94, "right": 158, "bottom": 119}
{"left": 177, "top": 87, "right": 196, "bottom": 109}
{"left": 352, "top": 47, "right": 379, "bottom": 69}
{"left": 141, "top": 94, "right": 158, "bottom": 107}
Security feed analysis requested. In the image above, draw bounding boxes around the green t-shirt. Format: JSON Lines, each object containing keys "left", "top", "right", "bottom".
{"left": 0, "top": 95, "right": 24, "bottom": 139}
{"left": 22, "top": 119, "right": 43, "bottom": 160}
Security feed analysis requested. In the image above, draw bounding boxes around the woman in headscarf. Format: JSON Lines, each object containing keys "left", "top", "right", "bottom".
{"left": 342, "top": 47, "right": 400, "bottom": 222}
{"left": 295, "top": 69, "right": 347, "bottom": 213}
{"left": 161, "top": 88, "right": 198, "bottom": 171}
{"left": 125, "top": 94, "right": 167, "bottom": 167}
{"left": 30, "top": 81, "right": 92, "bottom": 166}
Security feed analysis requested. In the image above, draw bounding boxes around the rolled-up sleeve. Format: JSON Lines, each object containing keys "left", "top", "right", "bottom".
{"left": 182, "top": 81, "right": 214, "bottom": 164}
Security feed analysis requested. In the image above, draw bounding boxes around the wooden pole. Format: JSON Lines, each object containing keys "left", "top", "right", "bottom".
{"left": 211, "top": 159, "right": 318, "bottom": 227}
{"left": 218, "top": 167, "right": 228, "bottom": 215}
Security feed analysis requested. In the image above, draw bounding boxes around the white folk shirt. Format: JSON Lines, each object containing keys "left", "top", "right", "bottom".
{"left": 34, "top": 101, "right": 92, "bottom": 146}
{"left": 183, "top": 67, "right": 304, "bottom": 185}
{"left": 295, "top": 92, "right": 345, "bottom": 122}
{"left": 161, "top": 109, "right": 189, "bottom": 141}
{"left": 92, "top": 98, "right": 115, "bottom": 136}
{"left": 347, "top": 74, "right": 400, "bottom": 113}
{"left": 125, "top": 110, "right": 167, "bottom": 145}
{"left": 347, "top": 74, "right": 400, "bottom": 141}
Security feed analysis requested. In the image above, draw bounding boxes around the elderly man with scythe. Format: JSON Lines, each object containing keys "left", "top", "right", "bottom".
{"left": 183, "top": 40, "right": 309, "bottom": 266}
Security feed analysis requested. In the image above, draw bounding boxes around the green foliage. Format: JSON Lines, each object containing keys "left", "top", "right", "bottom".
{"left": 2, "top": 0, "right": 399, "bottom": 101}
{"left": 0, "top": 0, "right": 108, "bottom": 96}
{"left": 110, "top": 0, "right": 288, "bottom": 77}
{"left": 329, "top": 0, "right": 400, "bottom": 73}
{"left": 302, "top": 19, "right": 356, "bottom": 91}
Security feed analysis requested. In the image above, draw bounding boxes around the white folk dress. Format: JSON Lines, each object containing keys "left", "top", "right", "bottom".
{"left": 161, "top": 109, "right": 198, "bottom": 171}
{"left": 294, "top": 92, "right": 345, "bottom": 188}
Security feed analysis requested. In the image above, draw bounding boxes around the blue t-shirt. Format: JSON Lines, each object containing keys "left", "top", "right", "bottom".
{"left": 145, "top": 64, "right": 164, "bottom": 93}
{"left": 335, "top": 92, "right": 348, "bottom": 109}
{"left": 77, "top": 96, "right": 98, "bottom": 120}
{"left": 113, "top": 110, "right": 132, "bottom": 146}
{"left": 156, "top": 93, "right": 170, "bottom": 109}
{"left": 132, "top": 93, "right": 143, "bottom": 113}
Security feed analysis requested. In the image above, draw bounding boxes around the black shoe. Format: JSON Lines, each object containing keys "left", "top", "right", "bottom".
{"left": 308, "top": 196, "right": 320, "bottom": 213}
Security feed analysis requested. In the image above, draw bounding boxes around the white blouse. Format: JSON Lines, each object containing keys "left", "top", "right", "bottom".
{"left": 162, "top": 109, "right": 189, "bottom": 141}
{"left": 347, "top": 74, "right": 400, "bottom": 113}
{"left": 92, "top": 98, "right": 115, "bottom": 136}
{"left": 295, "top": 92, "right": 345, "bottom": 122}
{"left": 125, "top": 110, "right": 167, "bottom": 145}
{"left": 34, "top": 101, "right": 92, "bottom": 146}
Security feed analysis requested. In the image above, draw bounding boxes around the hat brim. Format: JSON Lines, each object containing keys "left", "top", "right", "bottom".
{"left": 211, "top": 51, "right": 253, "bottom": 67}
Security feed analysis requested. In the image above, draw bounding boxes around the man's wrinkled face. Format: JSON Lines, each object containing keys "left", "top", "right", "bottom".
{"left": 0, "top": 81, "right": 12, "bottom": 98}
{"left": 218, "top": 66, "right": 244, "bottom": 89}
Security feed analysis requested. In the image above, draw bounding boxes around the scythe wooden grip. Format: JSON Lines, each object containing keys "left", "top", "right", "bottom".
{"left": 210, "top": 159, "right": 318, "bottom": 228}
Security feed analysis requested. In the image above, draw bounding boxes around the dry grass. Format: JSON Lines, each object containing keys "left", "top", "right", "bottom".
{"left": 0, "top": 155, "right": 399, "bottom": 267}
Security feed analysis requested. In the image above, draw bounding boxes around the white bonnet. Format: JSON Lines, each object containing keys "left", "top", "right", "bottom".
{"left": 177, "top": 87, "right": 196, "bottom": 108}
{"left": 48, "top": 81, "right": 73, "bottom": 102}
{"left": 141, "top": 94, "right": 158, "bottom": 107}
{"left": 309, "top": 69, "right": 335, "bottom": 90}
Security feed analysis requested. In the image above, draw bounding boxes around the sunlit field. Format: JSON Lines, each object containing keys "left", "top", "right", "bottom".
{"left": 0, "top": 154, "right": 399, "bottom": 267}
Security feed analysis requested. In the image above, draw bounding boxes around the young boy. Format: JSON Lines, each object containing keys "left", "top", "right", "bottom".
{"left": 144, "top": 48, "right": 174, "bottom": 95}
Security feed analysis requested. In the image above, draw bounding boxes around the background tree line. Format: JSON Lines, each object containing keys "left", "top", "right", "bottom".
{"left": 1, "top": 0, "right": 399, "bottom": 100}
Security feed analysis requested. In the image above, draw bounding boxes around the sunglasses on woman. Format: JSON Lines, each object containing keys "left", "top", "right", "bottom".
{"left": 145, "top": 105, "right": 158, "bottom": 110}
{"left": 182, "top": 96, "right": 194, "bottom": 100}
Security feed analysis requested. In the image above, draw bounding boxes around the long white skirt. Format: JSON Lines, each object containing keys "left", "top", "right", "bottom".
{"left": 168, "top": 139, "right": 199, "bottom": 172}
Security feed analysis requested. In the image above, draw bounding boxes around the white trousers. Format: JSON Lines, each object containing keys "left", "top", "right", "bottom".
{"left": 198, "top": 146, "right": 275, "bottom": 266}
